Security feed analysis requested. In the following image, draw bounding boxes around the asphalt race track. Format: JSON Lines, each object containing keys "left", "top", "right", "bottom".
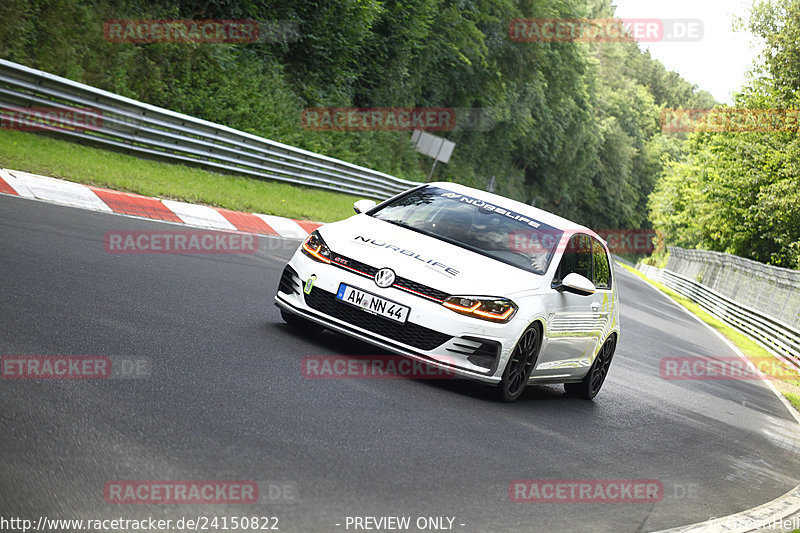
{"left": 2, "top": 193, "right": 799, "bottom": 532}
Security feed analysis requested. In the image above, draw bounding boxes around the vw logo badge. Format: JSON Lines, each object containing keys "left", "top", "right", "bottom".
{"left": 374, "top": 268, "right": 396, "bottom": 288}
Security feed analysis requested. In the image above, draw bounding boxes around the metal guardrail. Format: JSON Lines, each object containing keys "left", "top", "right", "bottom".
{"left": 0, "top": 59, "right": 418, "bottom": 200}
{"left": 667, "top": 246, "right": 800, "bottom": 328}
{"left": 637, "top": 263, "right": 664, "bottom": 284}
{"left": 635, "top": 258, "right": 800, "bottom": 371}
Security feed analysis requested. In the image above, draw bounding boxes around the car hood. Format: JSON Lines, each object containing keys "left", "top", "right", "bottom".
{"left": 319, "top": 214, "right": 545, "bottom": 297}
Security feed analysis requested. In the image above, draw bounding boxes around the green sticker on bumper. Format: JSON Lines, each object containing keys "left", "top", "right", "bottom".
{"left": 303, "top": 275, "right": 316, "bottom": 294}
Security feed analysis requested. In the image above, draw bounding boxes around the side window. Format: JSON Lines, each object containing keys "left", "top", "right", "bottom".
{"left": 592, "top": 238, "right": 612, "bottom": 289}
{"left": 555, "top": 234, "right": 592, "bottom": 283}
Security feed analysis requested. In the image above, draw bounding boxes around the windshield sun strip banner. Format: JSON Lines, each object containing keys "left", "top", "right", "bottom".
{"left": 435, "top": 188, "right": 562, "bottom": 236}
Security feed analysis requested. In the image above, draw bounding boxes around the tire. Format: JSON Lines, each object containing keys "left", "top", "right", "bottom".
{"left": 280, "top": 309, "right": 324, "bottom": 334}
{"left": 565, "top": 335, "right": 616, "bottom": 400}
{"left": 495, "top": 324, "right": 541, "bottom": 403}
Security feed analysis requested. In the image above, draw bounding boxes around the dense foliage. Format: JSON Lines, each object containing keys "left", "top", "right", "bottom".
{"left": 1, "top": 0, "right": 713, "bottom": 231}
{"left": 649, "top": 0, "right": 800, "bottom": 268}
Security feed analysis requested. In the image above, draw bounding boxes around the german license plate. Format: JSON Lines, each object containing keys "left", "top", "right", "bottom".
{"left": 336, "top": 283, "right": 410, "bottom": 324}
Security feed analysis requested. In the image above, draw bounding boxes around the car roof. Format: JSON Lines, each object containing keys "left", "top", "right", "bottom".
{"left": 427, "top": 181, "right": 601, "bottom": 241}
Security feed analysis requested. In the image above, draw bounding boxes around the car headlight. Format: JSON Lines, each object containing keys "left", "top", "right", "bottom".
{"left": 442, "top": 296, "right": 518, "bottom": 323}
{"left": 301, "top": 231, "right": 331, "bottom": 264}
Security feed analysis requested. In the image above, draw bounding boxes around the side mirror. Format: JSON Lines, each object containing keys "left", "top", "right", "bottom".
{"left": 554, "top": 273, "right": 596, "bottom": 296}
{"left": 353, "top": 199, "right": 377, "bottom": 214}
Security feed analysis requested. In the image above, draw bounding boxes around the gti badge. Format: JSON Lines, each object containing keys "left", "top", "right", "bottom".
{"left": 374, "top": 268, "right": 396, "bottom": 288}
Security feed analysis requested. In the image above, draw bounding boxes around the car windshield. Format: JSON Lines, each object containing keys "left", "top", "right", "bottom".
{"left": 370, "top": 186, "right": 563, "bottom": 275}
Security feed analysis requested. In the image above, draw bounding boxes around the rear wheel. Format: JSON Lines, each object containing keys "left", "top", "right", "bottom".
{"left": 280, "top": 309, "right": 324, "bottom": 334}
{"left": 495, "top": 324, "right": 541, "bottom": 403}
{"left": 565, "top": 335, "right": 616, "bottom": 400}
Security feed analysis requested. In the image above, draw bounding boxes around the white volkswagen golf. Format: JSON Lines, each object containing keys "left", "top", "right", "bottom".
{"left": 275, "top": 182, "right": 620, "bottom": 402}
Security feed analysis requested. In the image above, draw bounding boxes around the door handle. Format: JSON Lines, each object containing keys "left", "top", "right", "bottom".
{"left": 591, "top": 302, "right": 600, "bottom": 312}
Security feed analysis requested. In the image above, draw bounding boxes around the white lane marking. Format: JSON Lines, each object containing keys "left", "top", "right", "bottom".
{"left": 655, "top": 483, "right": 800, "bottom": 532}
{"left": 0, "top": 168, "right": 35, "bottom": 197}
{"left": 254, "top": 213, "right": 308, "bottom": 239}
{"left": 623, "top": 264, "right": 800, "bottom": 533}
{"left": 161, "top": 199, "right": 238, "bottom": 230}
{"left": 6, "top": 170, "right": 112, "bottom": 212}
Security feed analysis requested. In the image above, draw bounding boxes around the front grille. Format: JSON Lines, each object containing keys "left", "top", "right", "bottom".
{"left": 394, "top": 278, "right": 449, "bottom": 302}
{"left": 332, "top": 254, "right": 378, "bottom": 277}
{"left": 331, "top": 253, "right": 450, "bottom": 303}
{"left": 278, "top": 265, "right": 300, "bottom": 295}
{"left": 304, "top": 287, "right": 452, "bottom": 351}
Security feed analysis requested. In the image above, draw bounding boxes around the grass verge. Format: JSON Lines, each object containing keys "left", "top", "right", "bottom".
{"left": 787, "top": 392, "right": 800, "bottom": 413}
{"left": 0, "top": 130, "right": 362, "bottom": 222}
{"left": 618, "top": 262, "right": 800, "bottom": 410}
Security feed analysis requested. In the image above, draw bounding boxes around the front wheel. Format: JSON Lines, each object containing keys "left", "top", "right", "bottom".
{"left": 495, "top": 324, "right": 541, "bottom": 403}
{"left": 565, "top": 335, "right": 616, "bottom": 400}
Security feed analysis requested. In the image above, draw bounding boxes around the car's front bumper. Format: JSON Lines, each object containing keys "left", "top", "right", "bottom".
{"left": 274, "top": 253, "right": 534, "bottom": 384}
